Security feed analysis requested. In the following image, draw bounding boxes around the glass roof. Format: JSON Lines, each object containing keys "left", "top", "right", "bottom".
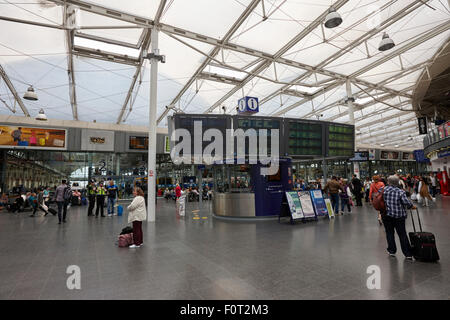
{"left": 0, "top": 0, "right": 449, "bottom": 150}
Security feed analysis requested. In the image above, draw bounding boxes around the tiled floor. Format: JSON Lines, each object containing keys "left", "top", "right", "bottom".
{"left": 0, "top": 196, "right": 449, "bottom": 300}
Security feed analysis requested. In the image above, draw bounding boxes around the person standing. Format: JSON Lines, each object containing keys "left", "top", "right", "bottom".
{"left": 95, "top": 182, "right": 106, "bottom": 217}
{"left": 127, "top": 187, "right": 147, "bottom": 248}
{"left": 53, "top": 180, "right": 70, "bottom": 224}
{"left": 429, "top": 172, "right": 437, "bottom": 197}
{"left": 323, "top": 176, "right": 341, "bottom": 216}
{"left": 86, "top": 181, "right": 96, "bottom": 216}
{"left": 369, "top": 175, "right": 385, "bottom": 226}
{"left": 106, "top": 180, "right": 119, "bottom": 216}
{"left": 351, "top": 174, "right": 363, "bottom": 206}
{"left": 382, "top": 175, "right": 416, "bottom": 260}
{"left": 364, "top": 177, "right": 371, "bottom": 203}
{"left": 339, "top": 179, "right": 352, "bottom": 214}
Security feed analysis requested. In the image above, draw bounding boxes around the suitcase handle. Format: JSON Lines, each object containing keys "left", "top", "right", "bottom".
{"left": 410, "top": 207, "right": 422, "bottom": 233}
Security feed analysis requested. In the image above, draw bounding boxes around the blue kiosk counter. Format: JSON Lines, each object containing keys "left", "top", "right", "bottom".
{"left": 212, "top": 158, "right": 293, "bottom": 218}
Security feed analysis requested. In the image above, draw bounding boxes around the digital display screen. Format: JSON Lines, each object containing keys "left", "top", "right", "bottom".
{"left": 234, "top": 116, "right": 281, "bottom": 157}
{"left": 286, "top": 120, "right": 322, "bottom": 156}
{"left": 129, "top": 136, "right": 148, "bottom": 150}
{"left": 327, "top": 124, "right": 354, "bottom": 157}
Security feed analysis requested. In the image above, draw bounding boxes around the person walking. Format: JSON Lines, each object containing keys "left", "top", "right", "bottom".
{"left": 339, "top": 179, "right": 352, "bottom": 214}
{"left": 351, "top": 174, "right": 363, "bottom": 206}
{"left": 369, "top": 175, "right": 385, "bottom": 225}
{"left": 86, "top": 181, "right": 96, "bottom": 216}
{"left": 382, "top": 175, "right": 416, "bottom": 260}
{"left": 418, "top": 176, "right": 433, "bottom": 207}
{"left": 323, "top": 176, "right": 341, "bottom": 216}
{"left": 53, "top": 180, "right": 70, "bottom": 224}
{"left": 95, "top": 182, "right": 106, "bottom": 217}
{"left": 127, "top": 187, "right": 146, "bottom": 248}
{"left": 106, "top": 180, "right": 119, "bottom": 216}
{"left": 30, "top": 188, "right": 49, "bottom": 217}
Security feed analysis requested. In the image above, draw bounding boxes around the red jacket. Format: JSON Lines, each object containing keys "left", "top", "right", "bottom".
{"left": 175, "top": 186, "right": 181, "bottom": 198}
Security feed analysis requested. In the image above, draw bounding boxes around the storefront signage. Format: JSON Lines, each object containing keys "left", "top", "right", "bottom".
{"left": 380, "top": 150, "right": 400, "bottom": 160}
{"left": 164, "top": 136, "right": 170, "bottom": 154}
{"left": 349, "top": 151, "right": 368, "bottom": 161}
{"left": 0, "top": 125, "right": 67, "bottom": 150}
{"left": 285, "top": 191, "right": 304, "bottom": 220}
{"left": 81, "top": 129, "right": 114, "bottom": 151}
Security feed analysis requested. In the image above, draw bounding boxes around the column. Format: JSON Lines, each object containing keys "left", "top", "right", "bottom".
{"left": 147, "top": 29, "right": 159, "bottom": 223}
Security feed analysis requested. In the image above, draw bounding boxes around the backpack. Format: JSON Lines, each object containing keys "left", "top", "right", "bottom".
{"left": 118, "top": 233, "right": 133, "bottom": 247}
{"left": 120, "top": 226, "right": 133, "bottom": 235}
{"left": 372, "top": 187, "right": 386, "bottom": 212}
{"left": 63, "top": 186, "right": 72, "bottom": 201}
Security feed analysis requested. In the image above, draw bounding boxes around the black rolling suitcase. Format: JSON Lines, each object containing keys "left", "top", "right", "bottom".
{"left": 408, "top": 208, "right": 439, "bottom": 262}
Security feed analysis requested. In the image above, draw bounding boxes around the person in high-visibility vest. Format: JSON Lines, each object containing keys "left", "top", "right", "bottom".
{"left": 95, "top": 182, "right": 107, "bottom": 217}
{"left": 87, "top": 181, "right": 96, "bottom": 216}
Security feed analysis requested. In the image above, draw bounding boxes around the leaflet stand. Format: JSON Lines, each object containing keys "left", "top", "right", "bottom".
{"left": 279, "top": 193, "right": 304, "bottom": 225}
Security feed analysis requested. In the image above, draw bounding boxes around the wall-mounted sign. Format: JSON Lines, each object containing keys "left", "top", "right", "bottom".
{"left": 129, "top": 136, "right": 148, "bottom": 150}
{"left": 402, "top": 152, "right": 415, "bottom": 161}
{"left": 0, "top": 125, "right": 67, "bottom": 150}
{"left": 90, "top": 137, "right": 105, "bottom": 144}
{"left": 81, "top": 129, "right": 114, "bottom": 151}
{"left": 164, "top": 136, "right": 170, "bottom": 154}
{"left": 237, "top": 96, "right": 259, "bottom": 115}
{"left": 349, "top": 151, "right": 369, "bottom": 161}
{"left": 380, "top": 150, "right": 400, "bottom": 160}
{"left": 418, "top": 117, "right": 427, "bottom": 135}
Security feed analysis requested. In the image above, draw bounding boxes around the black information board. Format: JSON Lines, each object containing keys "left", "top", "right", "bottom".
{"left": 327, "top": 123, "right": 354, "bottom": 157}
{"left": 284, "top": 119, "right": 323, "bottom": 156}
{"left": 129, "top": 136, "right": 148, "bottom": 150}
{"left": 172, "top": 114, "right": 231, "bottom": 159}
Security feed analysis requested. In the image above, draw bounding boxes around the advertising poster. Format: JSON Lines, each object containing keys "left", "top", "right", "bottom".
{"left": 325, "top": 199, "right": 335, "bottom": 219}
{"left": 285, "top": 191, "right": 304, "bottom": 220}
{"left": 0, "top": 125, "right": 66, "bottom": 149}
{"left": 380, "top": 150, "right": 399, "bottom": 160}
{"left": 310, "top": 190, "right": 328, "bottom": 217}
{"left": 368, "top": 149, "right": 376, "bottom": 160}
{"left": 402, "top": 152, "right": 415, "bottom": 161}
{"left": 164, "top": 136, "right": 170, "bottom": 153}
{"left": 298, "top": 191, "right": 316, "bottom": 218}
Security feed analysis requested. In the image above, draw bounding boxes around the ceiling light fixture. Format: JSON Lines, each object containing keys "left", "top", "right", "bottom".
{"left": 23, "top": 86, "right": 38, "bottom": 101}
{"left": 324, "top": 7, "right": 342, "bottom": 29}
{"left": 35, "top": 108, "right": 47, "bottom": 121}
{"left": 378, "top": 32, "right": 395, "bottom": 52}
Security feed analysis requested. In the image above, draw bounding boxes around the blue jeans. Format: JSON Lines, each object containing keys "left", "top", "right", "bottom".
{"left": 341, "top": 198, "right": 351, "bottom": 212}
{"left": 330, "top": 193, "right": 339, "bottom": 215}
{"left": 107, "top": 197, "right": 116, "bottom": 215}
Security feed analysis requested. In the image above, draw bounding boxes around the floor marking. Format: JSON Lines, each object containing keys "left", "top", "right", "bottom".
{"left": 192, "top": 210, "right": 200, "bottom": 213}
{"left": 202, "top": 217, "right": 208, "bottom": 219}
{"left": 193, "top": 217, "right": 200, "bottom": 220}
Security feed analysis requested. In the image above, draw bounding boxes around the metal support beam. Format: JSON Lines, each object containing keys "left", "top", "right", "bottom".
{"left": 157, "top": 0, "right": 262, "bottom": 124}
{"left": 116, "top": 30, "right": 151, "bottom": 124}
{"left": 74, "top": 31, "right": 140, "bottom": 49}
{"left": 72, "top": 46, "right": 140, "bottom": 66}
{"left": 197, "top": 72, "right": 243, "bottom": 86}
{"left": 0, "top": 64, "right": 30, "bottom": 117}
{"left": 65, "top": 5, "right": 78, "bottom": 120}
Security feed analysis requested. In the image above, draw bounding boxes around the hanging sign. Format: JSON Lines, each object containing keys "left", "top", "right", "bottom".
{"left": 418, "top": 117, "right": 427, "bottom": 135}
{"left": 237, "top": 96, "right": 259, "bottom": 115}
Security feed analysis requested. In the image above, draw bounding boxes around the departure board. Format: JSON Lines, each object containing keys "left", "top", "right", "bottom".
{"left": 327, "top": 124, "right": 354, "bottom": 157}
{"left": 172, "top": 114, "right": 231, "bottom": 159}
{"left": 233, "top": 116, "right": 282, "bottom": 156}
{"left": 285, "top": 119, "right": 323, "bottom": 156}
